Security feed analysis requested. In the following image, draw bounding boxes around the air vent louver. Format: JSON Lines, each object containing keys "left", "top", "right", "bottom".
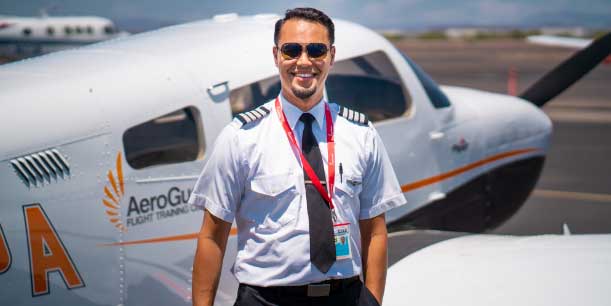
{"left": 10, "top": 149, "right": 70, "bottom": 187}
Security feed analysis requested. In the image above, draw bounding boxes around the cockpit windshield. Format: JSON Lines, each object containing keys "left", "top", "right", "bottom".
{"left": 401, "top": 52, "right": 452, "bottom": 109}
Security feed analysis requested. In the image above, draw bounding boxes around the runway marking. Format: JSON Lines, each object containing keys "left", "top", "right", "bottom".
{"left": 532, "top": 189, "right": 611, "bottom": 203}
{"left": 546, "top": 101, "right": 611, "bottom": 109}
{"left": 388, "top": 229, "right": 466, "bottom": 238}
{"left": 543, "top": 109, "right": 611, "bottom": 124}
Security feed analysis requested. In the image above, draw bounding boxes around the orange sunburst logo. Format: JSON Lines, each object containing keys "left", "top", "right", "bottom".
{"left": 102, "top": 152, "right": 126, "bottom": 232}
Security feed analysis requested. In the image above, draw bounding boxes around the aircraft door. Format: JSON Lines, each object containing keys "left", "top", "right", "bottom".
{"left": 116, "top": 104, "right": 210, "bottom": 305}
{"left": 113, "top": 69, "right": 248, "bottom": 305}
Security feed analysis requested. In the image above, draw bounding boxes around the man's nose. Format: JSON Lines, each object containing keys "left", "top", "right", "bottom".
{"left": 296, "top": 49, "right": 312, "bottom": 66}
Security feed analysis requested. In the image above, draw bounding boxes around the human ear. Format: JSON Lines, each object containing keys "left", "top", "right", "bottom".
{"left": 273, "top": 46, "right": 279, "bottom": 67}
{"left": 330, "top": 45, "right": 336, "bottom": 66}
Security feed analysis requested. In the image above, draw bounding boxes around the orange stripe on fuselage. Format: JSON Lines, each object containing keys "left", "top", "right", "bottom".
{"left": 101, "top": 148, "right": 540, "bottom": 247}
{"left": 401, "top": 148, "right": 540, "bottom": 192}
{"left": 99, "top": 228, "right": 238, "bottom": 247}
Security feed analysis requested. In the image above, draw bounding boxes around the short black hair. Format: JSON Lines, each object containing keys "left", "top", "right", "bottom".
{"left": 274, "top": 7, "right": 335, "bottom": 46}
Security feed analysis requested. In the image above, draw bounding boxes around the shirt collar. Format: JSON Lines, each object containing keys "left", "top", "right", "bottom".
{"left": 279, "top": 92, "right": 326, "bottom": 130}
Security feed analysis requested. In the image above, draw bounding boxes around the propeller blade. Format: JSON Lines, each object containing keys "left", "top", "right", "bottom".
{"left": 520, "top": 32, "right": 611, "bottom": 107}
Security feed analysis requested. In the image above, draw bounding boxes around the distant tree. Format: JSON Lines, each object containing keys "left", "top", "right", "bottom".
{"left": 418, "top": 31, "right": 447, "bottom": 40}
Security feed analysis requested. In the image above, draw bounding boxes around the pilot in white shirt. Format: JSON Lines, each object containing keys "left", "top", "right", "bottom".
{"left": 189, "top": 94, "right": 406, "bottom": 286}
{"left": 190, "top": 7, "right": 406, "bottom": 306}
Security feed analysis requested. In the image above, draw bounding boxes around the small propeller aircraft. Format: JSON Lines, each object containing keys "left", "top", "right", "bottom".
{"left": 0, "top": 12, "right": 128, "bottom": 57}
{"left": 0, "top": 13, "right": 609, "bottom": 305}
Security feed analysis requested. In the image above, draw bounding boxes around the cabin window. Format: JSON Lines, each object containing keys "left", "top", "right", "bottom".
{"left": 86, "top": 26, "right": 93, "bottom": 34}
{"left": 75, "top": 26, "right": 83, "bottom": 34}
{"left": 327, "top": 51, "right": 410, "bottom": 122}
{"left": 22, "top": 28, "right": 32, "bottom": 36}
{"left": 401, "top": 53, "right": 451, "bottom": 109}
{"left": 104, "top": 26, "right": 115, "bottom": 34}
{"left": 229, "top": 75, "right": 280, "bottom": 116}
{"left": 46, "top": 27, "right": 54, "bottom": 36}
{"left": 64, "top": 26, "right": 73, "bottom": 35}
{"left": 123, "top": 107, "right": 204, "bottom": 169}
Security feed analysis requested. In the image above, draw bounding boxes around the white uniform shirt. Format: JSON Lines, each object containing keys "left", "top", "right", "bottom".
{"left": 189, "top": 94, "right": 406, "bottom": 286}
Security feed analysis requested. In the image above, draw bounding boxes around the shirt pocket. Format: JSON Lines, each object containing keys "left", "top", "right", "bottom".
{"left": 248, "top": 172, "right": 299, "bottom": 232}
{"left": 335, "top": 174, "right": 363, "bottom": 198}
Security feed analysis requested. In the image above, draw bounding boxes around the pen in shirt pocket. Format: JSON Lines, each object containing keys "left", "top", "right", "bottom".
{"left": 339, "top": 162, "right": 343, "bottom": 183}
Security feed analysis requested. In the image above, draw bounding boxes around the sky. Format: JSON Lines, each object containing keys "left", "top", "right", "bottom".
{"left": 2, "top": 0, "right": 611, "bottom": 32}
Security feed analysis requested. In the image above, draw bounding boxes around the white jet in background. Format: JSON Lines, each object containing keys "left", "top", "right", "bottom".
{"left": 0, "top": 12, "right": 128, "bottom": 57}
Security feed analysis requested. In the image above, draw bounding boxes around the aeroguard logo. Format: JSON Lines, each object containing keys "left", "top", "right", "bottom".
{"left": 101, "top": 152, "right": 199, "bottom": 232}
{"left": 102, "top": 153, "right": 126, "bottom": 232}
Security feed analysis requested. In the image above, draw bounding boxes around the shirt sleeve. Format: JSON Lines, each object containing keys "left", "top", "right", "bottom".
{"left": 188, "top": 123, "right": 244, "bottom": 222}
{"left": 359, "top": 125, "right": 407, "bottom": 219}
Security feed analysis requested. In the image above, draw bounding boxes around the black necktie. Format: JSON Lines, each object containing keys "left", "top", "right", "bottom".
{"left": 299, "top": 113, "right": 336, "bottom": 273}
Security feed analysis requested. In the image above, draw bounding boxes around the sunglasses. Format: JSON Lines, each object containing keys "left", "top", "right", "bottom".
{"left": 279, "top": 43, "right": 329, "bottom": 60}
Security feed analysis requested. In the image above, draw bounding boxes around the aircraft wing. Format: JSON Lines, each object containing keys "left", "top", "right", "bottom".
{"left": 527, "top": 35, "right": 592, "bottom": 49}
{"left": 385, "top": 232, "right": 611, "bottom": 306}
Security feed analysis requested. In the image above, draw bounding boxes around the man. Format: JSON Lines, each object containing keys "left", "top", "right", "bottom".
{"left": 190, "top": 7, "right": 406, "bottom": 306}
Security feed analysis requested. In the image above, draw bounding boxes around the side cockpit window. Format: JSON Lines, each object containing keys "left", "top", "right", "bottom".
{"left": 229, "top": 75, "right": 280, "bottom": 116}
{"left": 123, "top": 107, "right": 204, "bottom": 169}
{"left": 327, "top": 51, "right": 411, "bottom": 122}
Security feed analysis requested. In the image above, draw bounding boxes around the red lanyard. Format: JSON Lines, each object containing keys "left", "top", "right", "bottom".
{"left": 275, "top": 97, "right": 335, "bottom": 210}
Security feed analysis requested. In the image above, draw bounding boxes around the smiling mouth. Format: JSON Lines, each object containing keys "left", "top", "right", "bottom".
{"left": 291, "top": 72, "right": 317, "bottom": 79}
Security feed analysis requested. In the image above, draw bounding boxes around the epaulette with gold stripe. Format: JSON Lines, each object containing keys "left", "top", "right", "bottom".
{"left": 338, "top": 106, "right": 368, "bottom": 125}
{"left": 235, "top": 105, "right": 271, "bottom": 127}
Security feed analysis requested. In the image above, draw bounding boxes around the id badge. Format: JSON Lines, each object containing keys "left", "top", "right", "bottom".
{"left": 333, "top": 223, "right": 351, "bottom": 260}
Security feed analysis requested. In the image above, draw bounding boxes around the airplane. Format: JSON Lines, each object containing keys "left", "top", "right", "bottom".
{"left": 384, "top": 229, "right": 611, "bottom": 306}
{"left": 0, "top": 12, "right": 128, "bottom": 57}
{"left": 0, "top": 12, "right": 610, "bottom": 305}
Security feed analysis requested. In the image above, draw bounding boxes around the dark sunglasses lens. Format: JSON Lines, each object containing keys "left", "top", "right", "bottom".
{"left": 307, "top": 44, "right": 328, "bottom": 58}
{"left": 281, "top": 43, "right": 303, "bottom": 59}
